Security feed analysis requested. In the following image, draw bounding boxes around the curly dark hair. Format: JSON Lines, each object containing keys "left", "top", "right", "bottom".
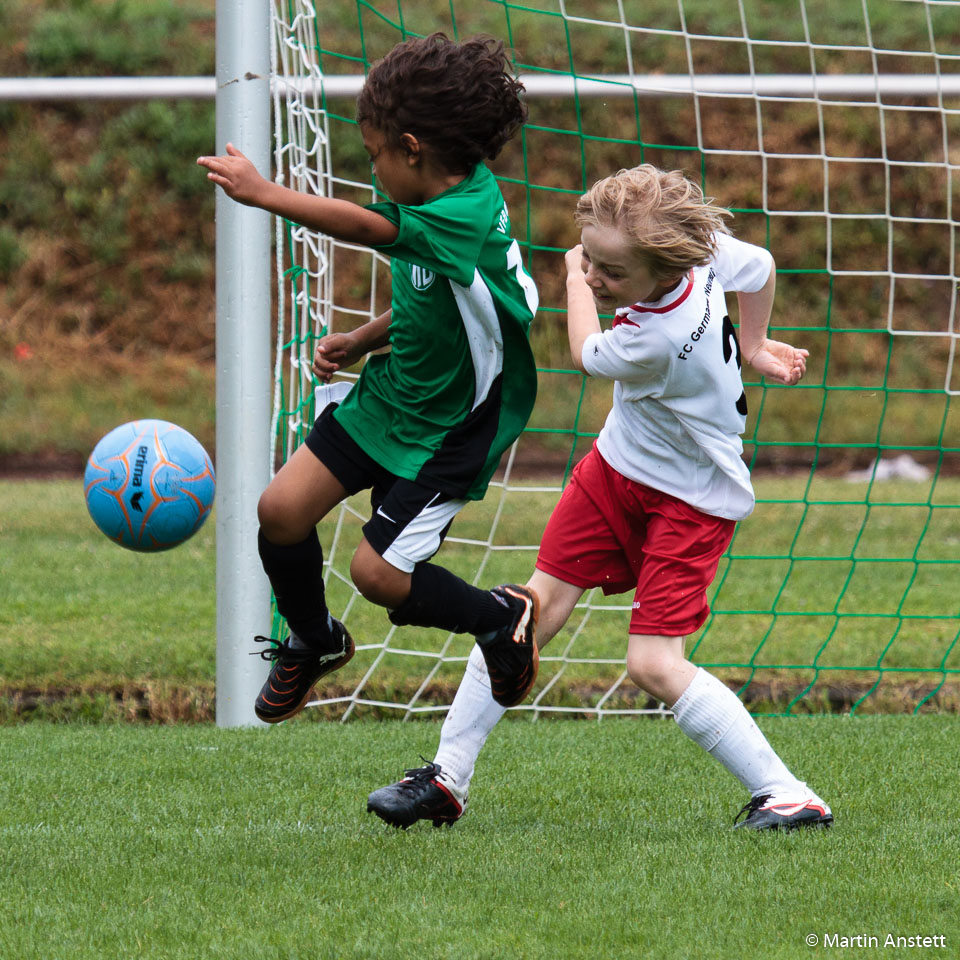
{"left": 356, "top": 32, "right": 527, "bottom": 174}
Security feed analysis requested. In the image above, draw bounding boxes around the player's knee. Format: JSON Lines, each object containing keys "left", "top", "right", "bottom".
{"left": 257, "top": 488, "right": 291, "bottom": 542}
{"left": 353, "top": 572, "right": 404, "bottom": 608}
{"left": 350, "top": 550, "right": 409, "bottom": 608}
{"left": 625, "top": 648, "right": 650, "bottom": 689}
{"left": 626, "top": 644, "right": 676, "bottom": 696}
{"left": 257, "top": 488, "right": 310, "bottom": 545}
{"left": 256, "top": 488, "right": 281, "bottom": 536}
{"left": 350, "top": 561, "right": 380, "bottom": 603}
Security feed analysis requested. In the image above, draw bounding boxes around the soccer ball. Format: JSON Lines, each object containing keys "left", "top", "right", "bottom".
{"left": 83, "top": 419, "right": 216, "bottom": 552}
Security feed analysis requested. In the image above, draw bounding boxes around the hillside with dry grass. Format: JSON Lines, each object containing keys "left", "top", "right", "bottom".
{"left": 1, "top": 0, "right": 217, "bottom": 470}
{"left": 2, "top": 0, "right": 957, "bottom": 474}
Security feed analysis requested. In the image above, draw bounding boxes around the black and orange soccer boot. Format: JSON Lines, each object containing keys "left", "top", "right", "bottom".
{"left": 251, "top": 619, "right": 354, "bottom": 723}
{"left": 476, "top": 584, "right": 540, "bottom": 707}
{"left": 367, "top": 761, "right": 466, "bottom": 829}
{"left": 733, "top": 793, "right": 833, "bottom": 831}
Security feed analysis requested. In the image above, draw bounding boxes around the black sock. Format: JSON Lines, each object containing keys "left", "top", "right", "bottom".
{"left": 388, "top": 562, "right": 512, "bottom": 634}
{"left": 257, "top": 528, "right": 332, "bottom": 646}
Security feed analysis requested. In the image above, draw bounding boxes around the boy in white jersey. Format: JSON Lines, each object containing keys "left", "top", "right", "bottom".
{"left": 197, "top": 34, "right": 540, "bottom": 723}
{"left": 368, "top": 165, "right": 833, "bottom": 832}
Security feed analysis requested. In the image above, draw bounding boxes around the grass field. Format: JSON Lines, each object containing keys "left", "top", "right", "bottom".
{"left": 1, "top": 717, "right": 957, "bottom": 959}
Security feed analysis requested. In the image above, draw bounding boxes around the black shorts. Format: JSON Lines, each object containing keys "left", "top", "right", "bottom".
{"left": 305, "top": 403, "right": 466, "bottom": 572}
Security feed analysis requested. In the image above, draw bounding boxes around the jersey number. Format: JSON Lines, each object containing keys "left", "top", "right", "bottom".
{"left": 506, "top": 239, "right": 539, "bottom": 317}
{"left": 722, "top": 314, "right": 748, "bottom": 416}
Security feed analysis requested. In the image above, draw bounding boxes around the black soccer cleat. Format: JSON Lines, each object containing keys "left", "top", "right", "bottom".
{"left": 733, "top": 793, "right": 833, "bottom": 832}
{"left": 367, "top": 761, "right": 466, "bottom": 830}
{"left": 476, "top": 584, "right": 540, "bottom": 707}
{"left": 251, "top": 619, "right": 354, "bottom": 723}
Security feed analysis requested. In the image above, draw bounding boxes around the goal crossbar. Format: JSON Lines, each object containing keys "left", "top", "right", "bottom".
{"left": 3, "top": 73, "right": 959, "bottom": 101}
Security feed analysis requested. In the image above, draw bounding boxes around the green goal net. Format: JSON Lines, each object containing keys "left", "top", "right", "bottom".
{"left": 269, "top": 0, "right": 960, "bottom": 718}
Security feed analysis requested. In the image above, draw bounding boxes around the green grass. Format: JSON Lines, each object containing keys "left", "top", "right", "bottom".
{"left": 0, "top": 478, "right": 215, "bottom": 688}
{"left": 2, "top": 476, "right": 958, "bottom": 719}
{"left": 0, "top": 716, "right": 957, "bottom": 959}
{"left": 0, "top": 355, "right": 217, "bottom": 467}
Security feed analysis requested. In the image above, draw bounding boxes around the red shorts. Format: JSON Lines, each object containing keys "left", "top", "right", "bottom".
{"left": 535, "top": 446, "right": 736, "bottom": 636}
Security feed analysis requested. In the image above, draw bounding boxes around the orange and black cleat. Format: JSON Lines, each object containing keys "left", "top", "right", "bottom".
{"left": 251, "top": 620, "right": 354, "bottom": 723}
{"left": 476, "top": 584, "right": 540, "bottom": 707}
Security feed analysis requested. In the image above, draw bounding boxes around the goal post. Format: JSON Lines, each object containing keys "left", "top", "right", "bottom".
{"left": 213, "top": 0, "right": 273, "bottom": 728}
{"left": 250, "top": 0, "right": 960, "bottom": 722}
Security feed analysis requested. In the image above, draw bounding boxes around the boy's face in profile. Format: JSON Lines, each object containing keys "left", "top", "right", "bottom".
{"left": 579, "top": 224, "right": 683, "bottom": 309}
{"left": 360, "top": 122, "right": 422, "bottom": 206}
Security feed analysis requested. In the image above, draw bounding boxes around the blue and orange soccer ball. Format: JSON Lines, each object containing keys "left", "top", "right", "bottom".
{"left": 84, "top": 419, "right": 216, "bottom": 552}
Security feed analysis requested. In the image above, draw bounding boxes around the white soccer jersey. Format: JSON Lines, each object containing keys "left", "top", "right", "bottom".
{"left": 581, "top": 232, "right": 773, "bottom": 520}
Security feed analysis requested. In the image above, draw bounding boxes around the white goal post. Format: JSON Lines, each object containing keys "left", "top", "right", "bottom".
{"left": 212, "top": 0, "right": 273, "bottom": 727}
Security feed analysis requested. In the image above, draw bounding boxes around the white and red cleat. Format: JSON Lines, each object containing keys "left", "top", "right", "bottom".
{"left": 367, "top": 761, "right": 467, "bottom": 830}
{"left": 734, "top": 793, "right": 833, "bottom": 831}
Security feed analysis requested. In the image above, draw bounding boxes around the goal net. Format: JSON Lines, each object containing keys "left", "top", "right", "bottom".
{"left": 269, "top": 0, "right": 960, "bottom": 718}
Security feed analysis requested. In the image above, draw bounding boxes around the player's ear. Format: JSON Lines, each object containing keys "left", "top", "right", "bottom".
{"left": 399, "top": 132, "right": 421, "bottom": 164}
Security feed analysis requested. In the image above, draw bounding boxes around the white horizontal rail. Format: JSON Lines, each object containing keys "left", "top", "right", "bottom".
{"left": 2, "top": 73, "right": 959, "bottom": 101}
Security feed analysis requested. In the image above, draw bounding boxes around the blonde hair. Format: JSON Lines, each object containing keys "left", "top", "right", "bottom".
{"left": 575, "top": 165, "right": 733, "bottom": 281}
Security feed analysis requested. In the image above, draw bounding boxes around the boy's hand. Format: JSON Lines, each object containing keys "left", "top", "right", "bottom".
{"left": 196, "top": 143, "right": 268, "bottom": 207}
{"left": 746, "top": 338, "right": 809, "bottom": 386}
{"left": 312, "top": 332, "right": 364, "bottom": 382}
{"left": 565, "top": 244, "right": 586, "bottom": 279}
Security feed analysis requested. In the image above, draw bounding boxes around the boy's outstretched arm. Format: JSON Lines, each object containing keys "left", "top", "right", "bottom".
{"left": 564, "top": 245, "right": 600, "bottom": 374}
{"left": 737, "top": 262, "right": 808, "bottom": 386}
{"left": 197, "top": 143, "right": 399, "bottom": 247}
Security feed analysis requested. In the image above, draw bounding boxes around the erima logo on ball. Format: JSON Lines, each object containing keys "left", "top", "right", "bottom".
{"left": 410, "top": 265, "right": 435, "bottom": 291}
{"left": 84, "top": 419, "right": 216, "bottom": 553}
{"left": 132, "top": 445, "right": 148, "bottom": 487}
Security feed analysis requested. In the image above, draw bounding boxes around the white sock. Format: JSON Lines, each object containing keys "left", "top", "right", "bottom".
{"left": 433, "top": 644, "right": 506, "bottom": 795}
{"left": 671, "top": 667, "right": 806, "bottom": 798}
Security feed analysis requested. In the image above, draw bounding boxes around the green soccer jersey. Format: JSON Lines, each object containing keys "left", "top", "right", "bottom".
{"left": 333, "top": 163, "right": 538, "bottom": 501}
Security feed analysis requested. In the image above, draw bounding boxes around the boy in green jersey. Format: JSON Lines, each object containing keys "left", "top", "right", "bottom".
{"left": 198, "top": 33, "right": 540, "bottom": 722}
